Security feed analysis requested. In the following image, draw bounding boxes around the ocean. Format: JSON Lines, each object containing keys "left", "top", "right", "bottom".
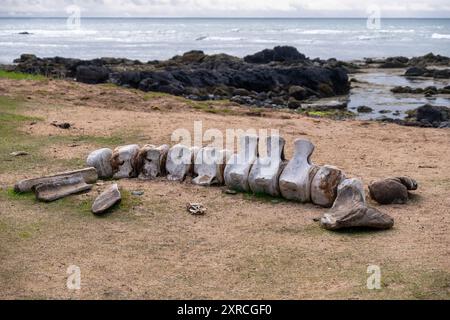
{"left": 1, "top": 17, "right": 450, "bottom": 64}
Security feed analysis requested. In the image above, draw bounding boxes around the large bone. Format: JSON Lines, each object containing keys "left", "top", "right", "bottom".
{"left": 34, "top": 174, "right": 93, "bottom": 202}
{"left": 134, "top": 144, "right": 169, "bottom": 180}
{"left": 320, "top": 178, "right": 394, "bottom": 230}
{"left": 14, "top": 167, "right": 98, "bottom": 193}
{"left": 369, "top": 176, "right": 418, "bottom": 205}
{"left": 279, "top": 139, "right": 316, "bottom": 202}
{"left": 111, "top": 144, "right": 140, "bottom": 179}
{"left": 92, "top": 184, "right": 121, "bottom": 215}
{"left": 224, "top": 134, "right": 259, "bottom": 192}
{"left": 311, "top": 165, "right": 346, "bottom": 208}
{"left": 165, "top": 144, "right": 199, "bottom": 181}
{"left": 86, "top": 148, "right": 113, "bottom": 179}
{"left": 248, "top": 135, "right": 286, "bottom": 197}
{"left": 193, "top": 147, "right": 231, "bottom": 186}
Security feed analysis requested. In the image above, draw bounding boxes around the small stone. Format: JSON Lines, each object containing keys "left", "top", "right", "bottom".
{"left": 51, "top": 121, "right": 71, "bottom": 129}
{"left": 357, "top": 106, "right": 373, "bottom": 113}
{"left": 92, "top": 184, "right": 121, "bottom": 215}
{"left": 224, "top": 189, "right": 238, "bottom": 195}
{"left": 131, "top": 191, "right": 144, "bottom": 196}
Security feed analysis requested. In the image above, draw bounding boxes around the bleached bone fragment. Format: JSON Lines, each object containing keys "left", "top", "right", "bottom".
{"left": 224, "top": 134, "right": 259, "bottom": 192}
{"left": 248, "top": 135, "right": 286, "bottom": 197}
{"left": 34, "top": 175, "right": 93, "bottom": 202}
{"left": 165, "top": 144, "right": 199, "bottom": 181}
{"left": 135, "top": 144, "right": 169, "bottom": 180}
{"left": 14, "top": 167, "right": 98, "bottom": 193}
{"left": 279, "top": 139, "right": 316, "bottom": 202}
{"left": 320, "top": 178, "right": 394, "bottom": 230}
{"left": 311, "top": 165, "right": 346, "bottom": 208}
{"left": 86, "top": 148, "right": 113, "bottom": 179}
{"left": 192, "top": 147, "right": 232, "bottom": 186}
{"left": 111, "top": 144, "right": 140, "bottom": 179}
{"left": 92, "top": 183, "right": 121, "bottom": 215}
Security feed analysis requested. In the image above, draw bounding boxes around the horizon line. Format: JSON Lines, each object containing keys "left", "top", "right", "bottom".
{"left": 1, "top": 16, "right": 450, "bottom": 19}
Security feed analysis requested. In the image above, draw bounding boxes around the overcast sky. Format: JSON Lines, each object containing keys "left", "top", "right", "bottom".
{"left": 1, "top": 0, "right": 450, "bottom": 18}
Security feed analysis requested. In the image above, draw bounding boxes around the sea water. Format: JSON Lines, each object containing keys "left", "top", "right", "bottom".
{"left": 1, "top": 17, "right": 450, "bottom": 63}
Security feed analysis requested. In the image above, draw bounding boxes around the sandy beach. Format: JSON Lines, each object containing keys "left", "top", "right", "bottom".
{"left": 0, "top": 74, "right": 449, "bottom": 299}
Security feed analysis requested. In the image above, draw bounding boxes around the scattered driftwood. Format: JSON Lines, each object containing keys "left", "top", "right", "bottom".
{"left": 248, "top": 135, "right": 286, "bottom": 197}
{"left": 166, "top": 144, "right": 199, "bottom": 181}
{"left": 279, "top": 139, "right": 316, "bottom": 202}
{"left": 311, "top": 165, "right": 346, "bottom": 208}
{"left": 369, "top": 176, "right": 418, "bottom": 205}
{"left": 224, "top": 134, "right": 259, "bottom": 192}
{"left": 14, "top": 167, "right": 98, "bottom": 193}
{"left": 135, "top": 144, "right": 169, "bottom": 180}
{"left": 193, "top": 147, "right": 231, "bottom": 186}
{"left": 92, "top": 184, "right": 121, "bottom": 215}
{"left": 86, "top": 148, "right": 113, "bottom": 179}
{"left": 320, "top": 178, "right": 394, "bottom": 230}
{"left": 111, "top": 145, "right": 140, "bottom": 179}
{"left": 34, "top": 175, "right": 93, "bottom": 202}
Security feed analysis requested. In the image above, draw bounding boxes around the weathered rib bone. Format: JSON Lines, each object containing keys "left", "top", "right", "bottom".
{"left": 320, "top": 178, "right": 394, "bottom": 230}
{"left": 279, "top": 139, "right": 316, "bottom": 202}
{"left": 14, "top": 167, "right": 98, "bottom": 193}
{"left": 134, "top": 144, "right": 169, "bottom": 180}
{"left": 192, "top": 147, "right": 231, "bottom": 186}
{"left": 92, "top": 183, "right": 121, "bottom": 215}
{"left": 311, "top": 165, "right": 346, "bottom": 208}
{"left": 165, "top": 144, "right": 199, "bottom": 181}
{"left": 34, "top": 175, "right": 93, "bottom": 202}
{"left": 224, "top": 134, "right": 259, "bottom": 192}
{"left": 248, "top": 135, "right": 286, "bottom": 197}
{"left": 86, "top": 148, "right": 113, "bottom": 179}
{"left": 111, "top": 144, "right": 140, "bottom": 179}
{"left": 369, "top": 176, "right": 418, "bottom": 205}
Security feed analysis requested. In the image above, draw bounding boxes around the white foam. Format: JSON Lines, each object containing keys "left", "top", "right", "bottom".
{"left": 432, "top": 33, "right": 450, "bottom": 39}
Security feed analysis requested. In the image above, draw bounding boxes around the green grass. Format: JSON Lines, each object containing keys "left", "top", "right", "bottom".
{"left": 0, "top": 96, "right": 137, "bottom": 175}
{"left": 2, "top": 187, "right": 142, "bottom": 220}
{"left": 0, "top": 70, "right": 46, "bottom": 81}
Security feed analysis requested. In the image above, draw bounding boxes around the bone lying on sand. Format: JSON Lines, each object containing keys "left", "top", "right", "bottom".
{"left": 369, "top": 176, "right": 418, "bottom": 205}
{"left": 279, "top": 139, "right": 316, "bottom": 203}
{"left": 14, "top": 167, "right": 98, "bottom": 193}
{"left": 165, "top": 144, "right": 199, "bottom": 182}
{"left": 134, "top": 144, "right": 170, "bottom": 180}
{"left": 192, "top": 147, "right": 232, "bottom": 186}
{"left": 34, "top": 174, "right": 93, "bottom": 202}
{"left": 86, "top": 148, "right": 113, "bottom": 179}
{"left": 111, "top": 144, "right": 140, "bottom": 179}
{"left": 224, "top": 134, "right": 259, "bottom": 192}
{"left": 320, "top": 178, "right": 394, "bottom": 230}
{"left": 13, "top": 135, "right": 409, "bottom": 228}
{"left": 92, "top": 183, "right": 122, "bottom": 215}
{"left": 248, "top": 135, "right": 287, "bottom": 197}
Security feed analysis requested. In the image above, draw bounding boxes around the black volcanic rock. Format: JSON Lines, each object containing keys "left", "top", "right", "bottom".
{"left": 244, "top": 46, "right": 307, "bottom": 64}
{"left": 76, "top": 65, "right": 110, "bottom": 84}
{"left": 11, "top": 47, "right": 351, "bottom": 108}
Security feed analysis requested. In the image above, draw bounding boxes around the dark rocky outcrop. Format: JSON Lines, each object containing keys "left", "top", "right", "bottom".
{"left": 11, "top": 47, "right": 351, "bottom": 108}
{"left": 404, "top": 67, "right": 450, "bottom": 79}
{"left": 379, "top": 104, "right": 450, "bottom": 128}
{"left": 244, "top": 46, "right": 307, "bottom": 64}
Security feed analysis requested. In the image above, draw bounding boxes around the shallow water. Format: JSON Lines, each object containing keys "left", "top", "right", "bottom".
{"left": 349, "top": 70, "right": 450, "bottom": 120}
